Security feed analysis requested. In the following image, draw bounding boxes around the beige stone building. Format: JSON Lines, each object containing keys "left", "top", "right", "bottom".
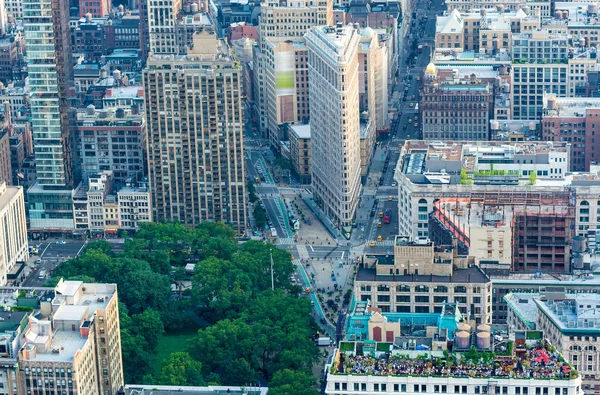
{"left": 306, "top": 24, "right": 362, "bottom": 228}
{"left": 255, "top": 0, "right": 333, "bottom": 144}
{"left": 0, "top": 131, "right": 11, "bottom": 187}
{"left": 504, "top": 290, "right": 600, "bottom": 395}
{"left": 435, "top": 8, "right": 540, "bottom": 53}
{"left": 18, "top": 280, "right": 123, "bottom": 395}
{"left": 288, "top": 123, "right": 311, "bottom": 185}
{"left": 357, "top": 27, "right": 388, "bottom": 133}
{"left": 356, "top": 237, "right": 492, "bottom": 325}
{"left": 143, "top": 32, "right": 247, "bottom": 235}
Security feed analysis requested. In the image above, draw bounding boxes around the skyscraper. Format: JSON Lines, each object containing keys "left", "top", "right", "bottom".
{"left": 143, "top": 31, "right": 247, "bottom": 234}
{"left": 23, "top": 0, "right": 77, "bottom": 233}
{"left": 306, "top": 23, "right": 362, "bottom": 230}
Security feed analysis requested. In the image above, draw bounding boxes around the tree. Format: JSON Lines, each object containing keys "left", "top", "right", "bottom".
{"left": 129, "top": 309, "right": 165, "bottom": 351}
{"left": 254, "top": 205, "right": 267, "bottom": 229}
{"left": 158, "top": 352, "right": 205, "bottom": 386}
{"left": 268, "top": 369, "right": 319, "bottom": 395}
{"left": 247, "top": 180, "right": 259, "bottom": 204}
{"left": 529, "top": 171, "right": 537, "bottom": 185}
{"left": 121, "top": 328, "right": 155, "bottom": 383}
{"left": 118, "top": 267, "right": 171, "bottom": 314}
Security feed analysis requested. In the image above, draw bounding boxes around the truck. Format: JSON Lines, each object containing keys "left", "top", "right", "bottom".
{"left": 271, "top": 228, "right": 278, "bottom": 238}
{"left": 384, "top": 208, "right": 392, "bottom": 224}
{"left": 418, "top": 44, "right": 423, "bottom": 53}
{"left": 317, "top": 336, "right": 331, "bottom": 347}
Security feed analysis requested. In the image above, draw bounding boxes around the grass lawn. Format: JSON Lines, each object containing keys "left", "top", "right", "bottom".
{"left": 154, "top": 328, "right": 199, "bottom": 375}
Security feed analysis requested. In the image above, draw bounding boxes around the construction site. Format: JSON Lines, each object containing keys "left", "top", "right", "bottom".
{"left": 429, "top": 190, "right": 575, "bottom": 273}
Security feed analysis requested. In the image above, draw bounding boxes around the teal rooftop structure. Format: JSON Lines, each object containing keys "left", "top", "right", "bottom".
{"left": 346, "top": 300, "right": 462, "bottom": 342}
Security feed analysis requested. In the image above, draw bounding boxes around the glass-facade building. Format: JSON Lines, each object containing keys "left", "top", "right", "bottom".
{"left": 23, "top": 0, "right": 76, "bottom": 231}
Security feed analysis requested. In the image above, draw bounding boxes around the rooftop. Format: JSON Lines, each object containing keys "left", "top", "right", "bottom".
{"left": 289, "top": 123, "right": 311, "bottom": 139}
{"left": 23, "top": 329, "right": 88, "bottom": 362}
{"left": 543, "top": 94, "right": 600, "bottom": 118}
{"left": 544, "top": 2, "right": 600, "bottom": 27}
{"left": 504, "top": 292, "right": 539, "bottom": 329}
{"left": 536, "top": 293, "right": 600, "bottom": 333}
{"left": 333, "top": 340, "right": 576, "bottom": 380}
{"left": 356, "top": 266, "right": 490, "bottom": 284}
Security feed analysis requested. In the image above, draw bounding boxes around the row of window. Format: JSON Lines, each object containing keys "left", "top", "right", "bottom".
{"left": 332, "top": 382, "right": 572, "bottom": 395}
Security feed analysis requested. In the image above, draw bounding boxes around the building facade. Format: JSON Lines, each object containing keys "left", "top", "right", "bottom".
{"left": 542, "top": 95, "right": 600, "bottom": 172}
{"left": 74, "top": 106, "right": 146, "bottom": 186}
{"left": 23, "top": 0, "right": 76, "bottom": 233}
{"left": 356, "top": 238, "right": 493, "bottom": 325}
{"left": 307, "top": 24, "right": 362, "bottom": 228}
{"left": 421, "top": 64, "right": 494, "bottom": 140}
{"left": 143, "top": 32, "right": 247, "bottom": 234}
{"left": 288, "top": 123, "right": 311, "bottom": 185}
{"left": 0, "top": 182, "right": 27, "bottom": 286}
{"left": 254, "top": 0, "right": 333, "bottom": 142}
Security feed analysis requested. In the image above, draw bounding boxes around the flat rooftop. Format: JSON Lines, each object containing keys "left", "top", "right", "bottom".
{"left": 504, "top": 292, "right": 539, "bottom": 328}
{"left": 356, "top": 266, "right": 490, "bottom": 284}
{"left": 23, "top": 329, "right": 87, "bottom": 363}
{"left": 289, "top": 123, "right": 310, "bottom": 139}
{"left": 333, "top": 340, "right": 575, "bottom": 379}
{"left": 536, "top": 293, "right": 600, "bottom": 333}
{"left": 543, "top": 96, "right": 600, "bottom": 118}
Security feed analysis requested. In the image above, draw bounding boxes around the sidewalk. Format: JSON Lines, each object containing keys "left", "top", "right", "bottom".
{"left": 299, "top": 192, "right": 344, "bottom": 246}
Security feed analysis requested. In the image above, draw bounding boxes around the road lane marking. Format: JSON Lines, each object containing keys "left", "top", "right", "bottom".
{"left": 310, "top": 245, "right": 314, "bottom": 252}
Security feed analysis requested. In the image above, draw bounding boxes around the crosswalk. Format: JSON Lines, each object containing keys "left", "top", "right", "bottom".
{"left": 278, "top": 237, "right": 295, "bottom": 245}
{"left": 367, "top": 240, "right": 395, "bottom": 247}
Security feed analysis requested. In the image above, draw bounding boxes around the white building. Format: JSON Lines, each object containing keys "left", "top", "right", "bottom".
{"left": 326, "top": 341, "right": 584, "bottom": 395}
{"left": 306, "top": 24, "right": 362, "bottom": 228}
{"left": 117, "top": 184, "right": 151, "bottom": 232}
{"left": 0, "top": 182, "right": 27, "bottom": 285}
{"left": 395, "top": 140, "right": 571, "bottom": 240}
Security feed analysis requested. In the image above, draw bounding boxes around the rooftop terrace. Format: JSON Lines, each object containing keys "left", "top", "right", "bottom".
{"left": 334, "top": 340, "right": 576, "bottom": 380}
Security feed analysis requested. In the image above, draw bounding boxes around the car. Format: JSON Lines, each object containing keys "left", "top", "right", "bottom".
{"left": 377, "top": 235, "right": 383, "bottom": 242}
{"left": 388, "top": 196, "right": 393, "bottom": 201}
{"left": 416, "top": 76, "right": 421, "bottom": 81}
{"left": 320, "top": 318, "right": 327, "bottom": 324}
{"left": 411, "top": 95, "right": 416, "bottom": 100}
{"left": 414, "top": 116, "right": 418, "bottom": 121}
{"left": 56, "top": 240, "right": 66, "bottom": 245}
{"left": 425, "top": 43, "right": 429, "bottom": 47}
{"left": 35, "top": 259, "right": 42, "bottom": 264}
{"left": 403, "top": 124, "right": 407, "bottom": 129}
{"left": 369, "top": 241, "right": 376, "bottom": 247}
{"left": 392, "top": 182, "right": 397, "bottom": 187}
{"left": 409, "top": 103, "right": 415, "bottom": 108}
{"left": 414, "top": 123, "right": 419, "bottom": 127}
{"left": 408, "top": 119, "right": 412, "bottom": 124}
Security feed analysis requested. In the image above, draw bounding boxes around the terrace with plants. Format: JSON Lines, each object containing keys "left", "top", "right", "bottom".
{"left": 333, "top": 340, "right": 577, "bottom": 380}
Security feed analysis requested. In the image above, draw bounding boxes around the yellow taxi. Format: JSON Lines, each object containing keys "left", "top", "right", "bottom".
{"left": 370, "top": 241, "right": 376, "bottom": 247}
{"left": 409, "top": 103, "right": 415, "bottom": 108}
{"left": 388, "top": 196, "right": 393, "bottom": 201}
{"left": 377, "top": 235, "right": 383, "bottom": 242}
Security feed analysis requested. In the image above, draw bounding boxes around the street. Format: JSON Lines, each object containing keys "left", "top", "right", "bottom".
{"left": 24, "top": 239, "right": 86, "bottom": 286}
{"left": 241, "top": 0, "right": 445, "bottom": 334}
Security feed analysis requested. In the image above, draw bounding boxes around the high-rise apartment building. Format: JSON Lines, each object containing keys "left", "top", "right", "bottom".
{"left": 306, "top": 24, "right": 362, "bottom": 229}
{"left": 17, "top": 280, "right": 124, "bottom": 395}
{"left": 147, "top": 0, "right": 182, "bottom": 54}
{"left": 23, "top": 0, "right": 77, "bottom": 233}
{"left": 143, "top": 31, "right": 247, "bottom": 234}
{"left": 255, "top": 0, "right": 332, "bottom": 145}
